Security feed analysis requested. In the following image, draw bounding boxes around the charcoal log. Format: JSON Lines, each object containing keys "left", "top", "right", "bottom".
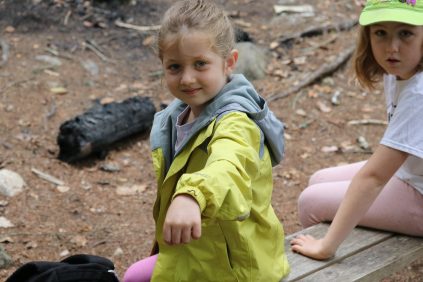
{"left": 57, "top": 96, "right": 156, "bottom": 163}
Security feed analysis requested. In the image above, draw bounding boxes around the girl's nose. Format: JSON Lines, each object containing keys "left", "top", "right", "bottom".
{"left": 180, "top": 69, "right": 195, "bottom": 85}
{"left": 387, "top": 37, "right": 400, "bottom": 53}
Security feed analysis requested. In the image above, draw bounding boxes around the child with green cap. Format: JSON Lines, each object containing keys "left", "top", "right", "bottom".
{"left": 291, "top": 0, "right": 423, "bottom": 260}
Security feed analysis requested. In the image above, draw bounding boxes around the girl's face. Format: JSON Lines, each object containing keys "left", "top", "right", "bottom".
{"left": 162, "top": 31, "right": 237, "bottom": 118}
{"left": 370, "top": 22, "right": 423, "bottom": 80}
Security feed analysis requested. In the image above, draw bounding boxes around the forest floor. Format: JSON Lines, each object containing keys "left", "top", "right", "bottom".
{"left": 0, "top": 0, "right": 421, "bottom": 281}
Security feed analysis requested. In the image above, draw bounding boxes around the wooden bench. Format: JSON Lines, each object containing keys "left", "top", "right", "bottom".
{"left": 283, "top": 223, "right": 423, "bottom": 281}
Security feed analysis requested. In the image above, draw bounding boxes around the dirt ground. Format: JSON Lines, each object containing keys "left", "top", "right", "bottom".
{"left": 0, "top": 0, "right": 421, "bottom": 281}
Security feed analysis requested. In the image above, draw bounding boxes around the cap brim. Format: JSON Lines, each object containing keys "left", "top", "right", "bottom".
{"left": 359, "top": 9, "right": 423, "bottom": 26}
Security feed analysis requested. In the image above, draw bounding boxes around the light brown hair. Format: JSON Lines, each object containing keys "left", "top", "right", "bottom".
{"left": 157, "top": 0, "right": 235, "bottom": 61}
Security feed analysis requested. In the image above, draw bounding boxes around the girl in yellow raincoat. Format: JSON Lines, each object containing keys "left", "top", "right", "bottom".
{"left": 123, "top": 1, "right": 289, "bottom": 281}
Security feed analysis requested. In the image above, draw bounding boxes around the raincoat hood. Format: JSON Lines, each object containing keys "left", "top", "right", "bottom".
{"left": 151, "top": 74, "right": 285, "bottom": 169}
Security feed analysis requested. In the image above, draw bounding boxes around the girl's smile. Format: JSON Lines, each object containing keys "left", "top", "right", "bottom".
{"left": 182, "top": 87, "right": 202, "bottom": 96}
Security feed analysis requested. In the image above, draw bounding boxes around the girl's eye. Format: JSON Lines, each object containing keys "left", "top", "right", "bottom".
{"left": 195, "top": 61, "right": 207, "bottom": 68}
{"left": 167, "top": 64, "right": 180, "bottom": 72}
{"left": 398, "top": 30, "right": 413, "bottom": 39}
{"left": 373, "top": 29, "right": 386, "bottom": 37}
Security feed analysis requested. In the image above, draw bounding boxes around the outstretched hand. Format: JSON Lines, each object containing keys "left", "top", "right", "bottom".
{"left": 290, "top": 234, "right": 334, "bottom": 260}
{"left": 163, "top": 194, "right": 202, "bottom": 245}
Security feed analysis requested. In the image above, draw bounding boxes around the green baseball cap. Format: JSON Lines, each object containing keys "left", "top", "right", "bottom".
{"left": 359, "top": 0, "right": 423, "bottom": 26}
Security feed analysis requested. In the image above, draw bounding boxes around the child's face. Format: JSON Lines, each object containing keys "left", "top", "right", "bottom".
{"left": 370, "top": 22, "right": 423, "bottom": 80}
{"left": 162, "top": 31, "right": 237, "bottom": 118}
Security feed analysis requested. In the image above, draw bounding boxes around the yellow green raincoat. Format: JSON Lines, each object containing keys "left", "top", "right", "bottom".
{"left": 149, "top": 74, "right": 290, "bottom": 281}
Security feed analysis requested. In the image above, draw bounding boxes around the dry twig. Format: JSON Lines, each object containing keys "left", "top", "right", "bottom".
{"left": 64, "top": 10, "right": 72, "bottom": 26}
{"left": 277, "top": 18, "right": 358, "bottom": 47}
{"left": 0, "top": 78, "right": 34, "bottom": 94}
{"left": 31, "top": 168, "right": 65, "bottom": 186}
{"left": 114, "top": 19, "right": 160, "bottom": 32}
{"left": 84, "top": 40, "right": 114, "bottom": 63}
{"left": 347, "top": 119, "right": 387, "bottom": 126}
{"left": 0, "top": 38, "right": 9, "bottom": 66}
{"left": 267, "top": 45, "right": 355, "bottom": 102}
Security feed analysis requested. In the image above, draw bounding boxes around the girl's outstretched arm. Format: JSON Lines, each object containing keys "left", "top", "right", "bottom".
{"left": 291, "top": 145, "right": 408, "bottom": 260}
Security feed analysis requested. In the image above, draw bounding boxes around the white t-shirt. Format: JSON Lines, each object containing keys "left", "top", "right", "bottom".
{"left": 381, "top": 72, "right": 423, "bottom": 194}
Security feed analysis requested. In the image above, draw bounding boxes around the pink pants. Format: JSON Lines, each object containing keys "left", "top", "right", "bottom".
{"left": 298, "top": 161, "right": 423, "bottom": 236}
{"left": 123, "top": 254, "right": 158, "bottom": 282}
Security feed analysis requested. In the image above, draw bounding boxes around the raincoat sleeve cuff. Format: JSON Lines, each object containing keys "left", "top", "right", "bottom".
{"left": 173, "top": 187, "right": 207, "bottom": 212}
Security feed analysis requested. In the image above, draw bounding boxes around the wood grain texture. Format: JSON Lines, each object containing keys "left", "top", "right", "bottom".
{"left": 282, "top": 223, "right": 422, "bottom": 281}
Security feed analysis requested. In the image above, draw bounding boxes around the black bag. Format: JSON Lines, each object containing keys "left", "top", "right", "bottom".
{"left": 6, "top": 254, "right": 119, "bottom": 282}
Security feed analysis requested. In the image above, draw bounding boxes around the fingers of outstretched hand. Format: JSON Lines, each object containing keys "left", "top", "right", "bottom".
{"left": 163, "top": 223, "right": 190, "bottom": 245}
{"left": 163, "top": 195, "right": 202, "bottom": 245}
{"left": 191, "top": 223, "right": 201, "bottom": 240}
{"left": 162, "top": 223, "right": 172, "bottom": 244}
{"left": 163, "top": 220, "right": 201, "bottom": 245}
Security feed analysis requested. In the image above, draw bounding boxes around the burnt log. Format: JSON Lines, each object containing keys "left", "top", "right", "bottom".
{"left": 57, "top": 96, "right": 156, "bottom": 163}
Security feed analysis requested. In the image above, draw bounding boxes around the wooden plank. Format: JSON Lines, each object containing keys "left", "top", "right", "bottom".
{"left": 283, "top": 223, "right": 394, "bottom": 282}
{"left": 300, "top": 235, "right": 423, "bottom": 281}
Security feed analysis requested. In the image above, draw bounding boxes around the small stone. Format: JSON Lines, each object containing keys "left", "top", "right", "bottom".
{"left": 0, "top": 169, "right": 25, "bottom": 197}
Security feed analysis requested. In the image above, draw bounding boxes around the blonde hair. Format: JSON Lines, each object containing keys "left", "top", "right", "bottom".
{"left": 157, "top": 0, "right": 235, "bottom": 61}
{"left": 353, "top": 25, "right": 423, "bottom": 90}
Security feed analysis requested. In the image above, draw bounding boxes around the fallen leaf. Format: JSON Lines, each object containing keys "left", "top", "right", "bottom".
{"left": 0, "top": 236, "right": 13, "bottom": 243}
{"left": 100, "top": 97, "right": 115, "bottom": 104}
{"left": 25, "top": 241, "right": 38, "bottom": 249}
{"left": 0, "top": 217, "right": 14, "bottom": 228}
{"left": 5, "top": 26, "right": 15, "bottom": 33}
{"left": 60, "top": 249, "right": 70, "bottom": 257}
{"left": 143, "top": 35, "right": 154, "bottom": 46}
{"left": 116, "top": 184, "right": 147, "bottom": 195}
{"left": 50, "top": 87, "right": 67, "bottom": 95}
{"left": 321, "top": 146, "right": 338, "bottom": 153}
{"left": 57, "top": 185, "right": 70, "bottom": 193}
{"left": 316, "top": 101, "right": 331, "bottom": 113}
{"left": 70, "top": 235, "right": 87, "bottom": 247}
{"left": 295, "top": 109, "right": 307, "bottom": 116}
